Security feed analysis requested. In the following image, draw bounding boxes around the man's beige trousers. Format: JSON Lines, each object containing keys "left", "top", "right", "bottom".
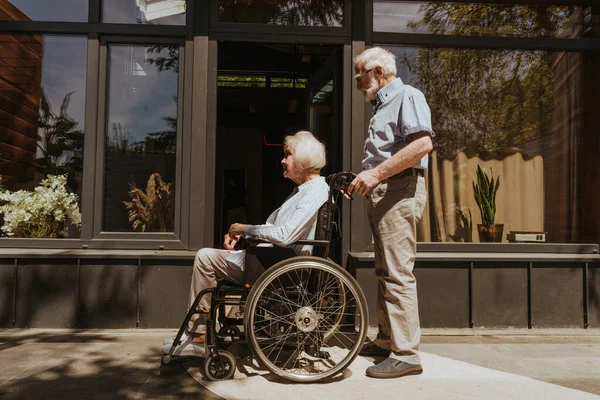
{"left": 369, "top": 174, "right": 427, "bottom": 365}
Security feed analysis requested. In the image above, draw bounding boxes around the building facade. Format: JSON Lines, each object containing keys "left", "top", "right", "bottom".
{"left": 0, "top": 0, "right": 599, "bottom": 329}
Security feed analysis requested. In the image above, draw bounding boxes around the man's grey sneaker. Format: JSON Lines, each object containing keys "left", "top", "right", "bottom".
{"left": 359, "top": 341, "right": 391, "bottom": 357}
{"left": 365, "top": 357, "right": 423, "bottom": 379}
{"left": 161, "top": 337, "right": 206, "bottom": 357}
{"left": 163, "top": 332, "right": 189, "bottom": 345}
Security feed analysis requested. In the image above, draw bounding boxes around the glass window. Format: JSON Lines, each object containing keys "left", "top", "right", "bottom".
{"left": 102, "top": 0, "right": 186, "bottom": 25}
{"left": 0, "top": 35, "right": 87, "bottom": 238}
{"left": 218, "top": 0, "right": 344, "bottom": 27}
{"left": 0, "top": 0, "right": 88, "bottom": 22}
{"left": 375, "top": 44, "right": 599, "bottom": 244}
{"left": 103, "top": 44, "right": 179, "bottom": 233}
{"left": 374, "top": 1, "right": 598, "bottom": 39}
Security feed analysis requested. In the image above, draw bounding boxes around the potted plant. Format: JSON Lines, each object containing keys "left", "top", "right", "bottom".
{"left": 473, "top": 165, "right": 503, "bottom": 242}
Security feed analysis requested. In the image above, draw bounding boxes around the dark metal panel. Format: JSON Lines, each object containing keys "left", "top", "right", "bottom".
{"left": 355, "top": 267, "right": 378, "bottom": 326}
{"left": 209, "top": 31, "right": 350, "bottom": 45}
{"left": 352, "top": 0, "right": 366, "bottom": 41}
{"left": 0, "top": 239, "right": 83, "bottom": 249}
{"left": 81, "top": 36, "right": 100, "bottom": 243}
{"left": 341, "top": 43, "right": 352, "bottom": 266}
{"left": 89, "top": 0, "right": 100, "bottom": 24}
{"left": 101, "top": 36, "right": 185, "bottom": 45}
{"left": 138, "top": 261, "right": 192, "bottom": 328}
{"left": 86, "top": 239, "right": 187, "bottom": 250}
{"left": 173, "top": 43, "right": 185, "bottom": 240}
{"left": 350, "top": 41, "right": 368, "bottom": 253}
{"left": 0, "top": 22, "right": 187, "bottom": 36}
{"left": 15, "top": 260, "right": 78, "bottom": 328}
{"left": 203, "top": 40, "right": 218, "bottom": 248}
{"left": 78, "top": 260, "right": 138, "bottom": 328}
{"left": 179, "top": 39, "right": 195, "bottom": 249}
{"left": 401, "top": 0, "right": 599, "bottom": 4}
{"left": 0, "top": 260, "right": 16, "bottom": 328}
{"left": 589, "top": 264, "right": 600, "bottom": 328}
{"left": 415, "top": 262, "right": 470, "bottom": 328}
{"left": 211, "top": 23, "right": 350, "bottom": 38}
{"left": 92, "top": 39, "right": 108, "bottom": 238}
{"left": 365, "top": 0, "right": 373, "bottom": 46}
{"left": 531, "top": 263, "right": 584, "bottom": 328}
{"left": 373, "top": 32, "right": 600, "bottom": 52}
{"left": 417, "top": 242, "right": 600, "bottom": 254}
{"left": 188, "top": 36, "right": 210, "bottom": 249}
{"left": 472, "top": 262, "right": 528, "bottom": 328}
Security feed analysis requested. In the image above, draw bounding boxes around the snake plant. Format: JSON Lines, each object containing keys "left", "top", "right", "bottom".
{"left": 473, "top": 165, "right": 500, "bottom": 225}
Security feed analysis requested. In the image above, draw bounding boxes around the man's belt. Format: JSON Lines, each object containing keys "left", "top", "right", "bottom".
{"left": 387, "top": 168, "right": 425, "bottom": 180}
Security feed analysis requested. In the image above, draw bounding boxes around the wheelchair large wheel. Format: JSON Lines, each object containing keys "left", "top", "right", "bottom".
{"left": 244, "top": 256, "right": 368, "bottom": 383}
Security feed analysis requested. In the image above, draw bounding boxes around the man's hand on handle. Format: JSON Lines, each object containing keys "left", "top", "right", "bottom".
{"left": 347, "top": 169, "right": 381, "bottom": 197}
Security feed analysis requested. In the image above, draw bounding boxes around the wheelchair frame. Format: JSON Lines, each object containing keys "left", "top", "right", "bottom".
{"left": 162, "top": 172, "right": 368, "bottom": 382}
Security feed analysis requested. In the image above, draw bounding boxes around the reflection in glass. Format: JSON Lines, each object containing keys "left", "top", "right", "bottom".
{"left": 0, "top": 0, "right": 88, "bottom": 22}
{"left": 374, "top": 1, "right": 597, "bottom": 38}
{"left": 103, "top": 44, "right": 179, "bottom": 232}
{"left": 0, "top": 35, "right": 87, "bottom": 238}
{"left": 381, "top": 45, "right": 598, "bottom": 244}
{"left": 218, "top": 0, "right": 343, "bottom": 27}
{"left": 102, "top": 0, "right": 186, "bottom": 25}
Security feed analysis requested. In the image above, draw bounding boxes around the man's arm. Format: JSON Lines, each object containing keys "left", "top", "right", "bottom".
{"left": 348, "top": 132, "right": 433, "bottom": 196}
{"left": 374, "top": 132, "right": 433, "bottom": 181}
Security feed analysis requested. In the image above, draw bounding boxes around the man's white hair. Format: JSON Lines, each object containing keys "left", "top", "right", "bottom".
{"left": 353, "top": 47, "right": 397, "bottom": 78}
{"left": 284, "top": 130, "right": 326, "bottom": 173}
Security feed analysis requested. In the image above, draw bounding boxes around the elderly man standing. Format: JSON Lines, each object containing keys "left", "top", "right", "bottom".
{"left": 347, "top": 47, "right": 434, "bottom": 379}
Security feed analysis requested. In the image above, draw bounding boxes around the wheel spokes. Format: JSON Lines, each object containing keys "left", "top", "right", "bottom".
{"left": 251, "top": 266, "right": 363, "bottom": 377}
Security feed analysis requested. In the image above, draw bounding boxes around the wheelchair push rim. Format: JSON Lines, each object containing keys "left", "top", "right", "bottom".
{"left": 244, "top": 256, "right": 368, "bottom": 383}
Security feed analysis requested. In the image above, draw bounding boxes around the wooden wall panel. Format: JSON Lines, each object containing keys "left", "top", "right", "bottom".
{"left": 0, "top": 3, "right": 42, "bottom": 191}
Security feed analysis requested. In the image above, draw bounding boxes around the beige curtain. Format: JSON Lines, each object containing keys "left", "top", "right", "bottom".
{"left": 424, "top": 151, "right": 544, "bottom": 242}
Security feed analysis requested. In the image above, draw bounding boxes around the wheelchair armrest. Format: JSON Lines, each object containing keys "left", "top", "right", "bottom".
{"left": 293, "top": 239, "right": 329, "bottom": 247}
{"left": 247, "top": 239, "right": 329, "bottom": 247}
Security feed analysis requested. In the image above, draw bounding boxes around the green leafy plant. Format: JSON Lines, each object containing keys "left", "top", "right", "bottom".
{"left": 473, "top": 165, "right": 500, "bottom": 225}
{"left": 123, "top": 173, "right": 174, "bottom": 232}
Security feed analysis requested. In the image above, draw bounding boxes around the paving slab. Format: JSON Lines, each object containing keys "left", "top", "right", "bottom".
{"left": 0, "top": 329, "right": 598, "bottom": 399}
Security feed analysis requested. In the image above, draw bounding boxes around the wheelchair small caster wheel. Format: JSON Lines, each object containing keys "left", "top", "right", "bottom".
{"left": 161, "top": 355, "right": 172, "bottom": 365}
{"left": 218, "top": 325, "right": 241, "bottom": 348}
{"left": 203, "top": 350, "right": 236, "bottom": 381}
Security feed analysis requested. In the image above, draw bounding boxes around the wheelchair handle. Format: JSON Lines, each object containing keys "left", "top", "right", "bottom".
{"left": 326, "top": 172, "right": 357, "bottom": 193}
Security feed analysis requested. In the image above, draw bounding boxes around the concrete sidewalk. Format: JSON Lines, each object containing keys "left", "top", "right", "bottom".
{"left": 0, "top": 329, "right": 599, "bottom": 399}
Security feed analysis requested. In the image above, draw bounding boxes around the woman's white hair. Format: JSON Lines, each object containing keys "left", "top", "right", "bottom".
{"left": 353, "top": 47, "right": 397, "bottom": 78}
{"left": 284, "top": 130, "right": 326, "bottom": 173}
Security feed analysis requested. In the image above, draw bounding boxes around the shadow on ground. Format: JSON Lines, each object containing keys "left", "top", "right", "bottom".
{"left": 0, "top": 332, "right": 222, "bottom": 400}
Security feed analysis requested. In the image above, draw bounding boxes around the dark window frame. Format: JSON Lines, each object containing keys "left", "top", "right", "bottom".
{"left": 90, "top": 35, "right": 187, "bottom": 249}
{"left": 209, "top": 0, "right": 353, "bottom": 42}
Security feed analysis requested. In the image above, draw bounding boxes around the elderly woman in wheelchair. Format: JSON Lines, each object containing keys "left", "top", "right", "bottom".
{"left": 161, "top": 130, "right": 368, "bottom": 383}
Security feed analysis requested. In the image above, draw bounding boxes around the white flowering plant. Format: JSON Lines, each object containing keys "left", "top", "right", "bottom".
{"left": 0, "top": 174, "right": 81, "bottom": 238}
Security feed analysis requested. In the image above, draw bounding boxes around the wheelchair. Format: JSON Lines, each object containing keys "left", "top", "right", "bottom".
{"left": 161, "top": 172, "right": 369, "bottom": 383}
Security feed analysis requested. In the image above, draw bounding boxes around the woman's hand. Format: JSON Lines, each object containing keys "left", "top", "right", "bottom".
{"left": 223, "top": 233, "right": 240, "bottom": 250}
{"left": 223, "top": 223, "right": 246, "bottom": 250}
{"left": 228, "top": 223, "right": 246, "bottom": 237}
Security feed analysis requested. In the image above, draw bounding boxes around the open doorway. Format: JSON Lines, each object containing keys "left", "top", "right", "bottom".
{"left": 214, "top": 42, "right": 342, "bottom": 260}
